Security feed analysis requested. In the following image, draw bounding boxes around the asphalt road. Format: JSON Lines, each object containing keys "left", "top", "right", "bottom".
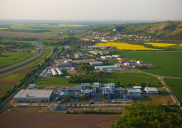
{"left": 0, "top": 34, "right": 62, "bottom": 73}
{"left": 135, "top": 69, "right": 181, "bottom": 107}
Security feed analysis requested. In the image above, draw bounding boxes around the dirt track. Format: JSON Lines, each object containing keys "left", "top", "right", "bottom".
{"left": 0, "top": 81, "right": 17, "bottom": 85}
{"left": 0, "top": 113, "right": 119, "bottom": 128}
{"left": 0, "top": 31, "right": 53, "bottom": 39}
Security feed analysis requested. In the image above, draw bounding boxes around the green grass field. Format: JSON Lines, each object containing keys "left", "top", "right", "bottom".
{"left": 165, "top": 78, "right": 182, "bottom": 104}
{"left": 0, "top": 52, "right": 32, "bottom": 68}
{"left": 99, "top": 71, "right": 161, "bottom": 86}
{"left": 31, "top": 70, "right": 161, "bottom": 88}
{"left": 117, "top": 51, "right": 182, "bottom": 77}
{"left": 0, "top": 85, "right": 14, "bottom": 92}
{"left": 0, "top": 74, "right": 25, "bottom": 82}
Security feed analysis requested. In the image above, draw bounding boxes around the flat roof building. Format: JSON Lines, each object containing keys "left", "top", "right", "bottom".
{"left": 144, "top": 87, "right": 158, "bottom": 94}
{"left": 55, "top": 59, "right": 72, "bottom": 67}
{"left": 72, "top": 59, "right": 98, "bottom": 65}
{"left": 13, "top": 90, "right": 53, "bottom": 102}
{"left": 127, "top": 88, "right": 141, "bottom": 97}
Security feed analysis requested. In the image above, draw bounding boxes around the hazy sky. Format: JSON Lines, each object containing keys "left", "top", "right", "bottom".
{"left": 0, "top": 0, "right": 182, "bottom": 21}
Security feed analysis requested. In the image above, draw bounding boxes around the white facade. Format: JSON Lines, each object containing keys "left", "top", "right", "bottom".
{"left": 90, "top": 62, "right": 103, "bottom": 66}
{"left": 112, "top": 55, "right": 121, "bottom": 58}
{"left": 95, "top": 65, "right": 117, "bottom": 70}
{"left": 93, "top": 82, "right": 100, "bottom": 88}
{"left": 133, "top": 86, "right": 142, "bottom": 89}
{"left": 56, "top": 68, "right": 63, "bottom": 75}
{"left": 144, "top": 87, "right": 158, "bottom": 94}
{"left": 51, "top": 68, "right": 58, "bottom": 76}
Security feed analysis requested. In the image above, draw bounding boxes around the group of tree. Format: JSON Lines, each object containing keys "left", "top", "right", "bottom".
{"left": 68, "top": 71, "right": 106, "bottom": 83}
{"left": 110, "top": 103, "right": 182, "bottom": 128}
{"left": 76, "top": 64, "right": 94, "bottom": 71}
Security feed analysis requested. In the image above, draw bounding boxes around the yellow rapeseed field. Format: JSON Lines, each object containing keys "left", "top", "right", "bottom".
{"left": 95, "top": 42, "right": 162, "bottom": 51}
{"left": 145, "top": 43, "right": 177, "bottom": 47}
{"left": 0, "top": 28, "right": 8, "bottom": 29}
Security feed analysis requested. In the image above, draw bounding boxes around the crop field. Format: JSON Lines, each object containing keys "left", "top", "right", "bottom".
{"left": 117, "top": 51, "right": 182, "bottom": 77}
{"left": 0, "top": 113, "right": 118, "bottom": 128}
{"left": 58, "top": 24, "right": 87, "bottom": 27}
{"left": 38, "top": 32, "right": 59, "bottom": 35}
{"left": 0, "top": 74, "right": 25, "bottom": 82}
{"left": 95, "top": 42, "right": 161, "bottom": 50}
{"left": 132, "top": 87, "right": 174, "bottom": 104}
{"left": 165, "top": 78, "right": 182, "bottom": 104}
{"left": 0, "top": 28, "right": 8, "bottom": 29}
{"left": 145, "top": 43, "right": 178, "bottom": 47}
{"left": 0, "top": 85, "right": 14, "bottom": 97}
{"left": 0, "top": 52, "right": 32, "bottom": 68}
{"left": 99, "top": 71, "right": 161, "bottom": 86}
{"left": 0, "top": 31, "right": 54, "bottom": 39}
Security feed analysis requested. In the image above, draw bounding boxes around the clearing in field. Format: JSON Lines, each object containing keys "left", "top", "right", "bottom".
{"left": 145, "top": 42, "right": 178, "bottom": 47}
{"left": 0, "top": 113, "right": 118, "bottom": 128}
{"left": 165, "top": 78, "right": 182, "bottom": 104}
{"left": 95, "top": 42, "right": 162, "bottom": 50}
{"left": 0, "top": 51, "right": 32, "bottom": 68}
{"left": 117, "top": 51, "right": 182, "bottom": 77}
{"left": 132, "top": 87, "right": 174, "bottom": 104}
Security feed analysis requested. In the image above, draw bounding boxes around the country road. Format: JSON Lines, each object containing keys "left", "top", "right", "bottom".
{"left": 135, "top": 69, "right": 181, "bottom": 107}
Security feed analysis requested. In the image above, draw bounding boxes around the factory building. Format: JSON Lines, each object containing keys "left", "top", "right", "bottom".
{"left": 13, "top": 90, "right": 53, "bottom": 103}
{"left": 55, "top": 59, "right": 72, "bottom": 67}
{"left": 133, "top": 86, "right": 142, "bottom": 89}
{"left": 72, "top": 59, "right": 99, "bottom": 65}
{"left": 102, "top": 88, "right": 115, "bottom": 99}
{"left": 51, "top": 68, "right": 58, "bottom": 76}
{"left": 56, "top": 68, "right": 63, "bottom": 75}
{"left": 81, "top": 83, "right": 91, "bottom": 92}
{"left": 127, "top": 88, "right": 142, "bottom": 97}
{"left": 66, "top": 86, "right": 81, "bottom": 93}
{"left": 60, "top": 92, "right": 69, "bottom": 97}
{"left": 90, "top": 62, "right": 103, "bottom": 66}
{"left": 144, "top": 87, "right": 158, "bottom": 94}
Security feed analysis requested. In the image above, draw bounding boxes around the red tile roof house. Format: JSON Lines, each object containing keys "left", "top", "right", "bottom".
{"left": 67, "top": 53, "right": 75, "bottom": 58}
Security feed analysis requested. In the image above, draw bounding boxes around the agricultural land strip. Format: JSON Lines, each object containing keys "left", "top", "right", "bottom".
{"left": 165, "top": 79, "right": 182, "bottom": 105}
{"left": 117, "top": 51, "right": 182, "bottom": 77}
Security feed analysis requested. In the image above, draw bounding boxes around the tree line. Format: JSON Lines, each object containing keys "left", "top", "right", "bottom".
{"left": 110, "top": 103, "right": 182, "bottom": 128}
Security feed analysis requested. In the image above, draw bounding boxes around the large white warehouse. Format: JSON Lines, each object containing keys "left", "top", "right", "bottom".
{"left": 13, "top": 90, "right": 53, "bottom": 103}
{"left": 56, "top": 68, "right": 63, "bottom": 75}
{"left": 51, "top": 68, "right": 58, "bottom": 76}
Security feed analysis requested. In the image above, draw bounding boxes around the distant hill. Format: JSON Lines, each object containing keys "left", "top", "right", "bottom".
{"left": 89, "top": 21, "right": 182, "bottom": 40}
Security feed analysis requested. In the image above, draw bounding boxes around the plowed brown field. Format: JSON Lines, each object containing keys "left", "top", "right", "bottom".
{"left": 0, "top": 92, "right": 5, "bottom": 97}
{"left": 0, "top": 81, "right": 17, "bottom": 85}
{"left": 0, "top": 113, "right": 119, "bottom": 128}
{"left": 0, "top": 31, "right": 53, "bottom": 39}
{"left": 15, "top": 67, "right": 36, "bottom": 74}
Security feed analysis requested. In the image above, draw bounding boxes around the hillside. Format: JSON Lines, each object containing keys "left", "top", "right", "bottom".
{"left": 88, "top": 21, "right": 182, "bottom": 40}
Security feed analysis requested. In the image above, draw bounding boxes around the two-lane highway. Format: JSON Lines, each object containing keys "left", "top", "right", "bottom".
{"left": 0, "top": 33, "right": 62, "bottom": 73}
